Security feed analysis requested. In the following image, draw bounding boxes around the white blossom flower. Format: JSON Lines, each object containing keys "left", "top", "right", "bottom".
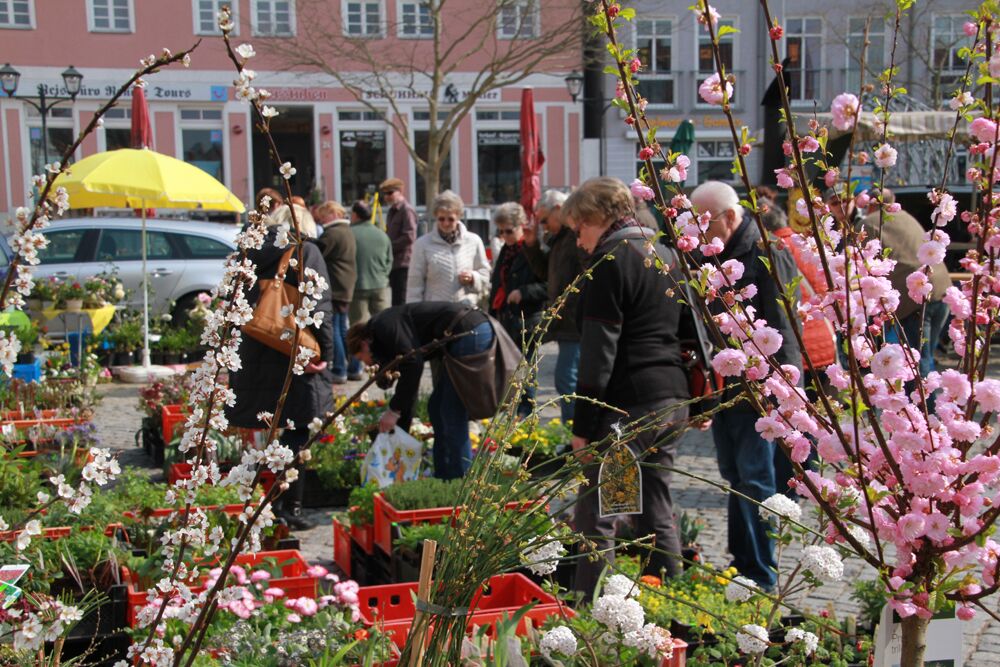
{"left": 603, "top": 573, "right": 639, "bottom": 598}
{"left": 235, "top": 43, "right": 257, "bottom": 59}
{"left": 801, "top": 544, "right": 844, "bottom": 581}
{"left": 786, "top": 627, "right": 819, "bottom": 655}
{"left": 847, "top": 525, "right": 873, "bottom": 551}
{"left": 539, "top": 625, "right": 577, "bottom": 658}
{"left": 593, "top": 593, "right": 644, "bottom": 635}
{"left": 261, "top": 105, "right": 278, "bottom": 119}
{"left": 761, "top": 494, "right": 802, "bottom": 523}
{"left": 280, "top": 162, "right": 297, "bottom": 180}
{"left": 623, "top": 623, "right": 673, "bottom": 659}
{"left": 521, "top": 536, "right": 566, "bottom": 576}
{"left": 736, "top": 624, "right": 769, "bottom": 654}
{"left": 182, "top": 54, "right": 191, "bottom": 68}
{"left": 308, "top": 417, "right": 324, "bottom": 433}
{"left": 724, "top": 575, "right": 759, "bottom": 603}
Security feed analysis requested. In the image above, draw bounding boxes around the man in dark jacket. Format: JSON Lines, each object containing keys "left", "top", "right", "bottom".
{"left": 228, "top": 227, "right": 335, "bottom": 530}
{"left": 524, "top": 189, "right": 583, "bottom": 423}
{"left": 380, "top": 177, "right": 418, "bottom": 307}
{"left": 691, "top": 181, "right": 803, "bottom": 590}
{"left": 346, "top": 302, "right": 497, "bottom": 479}
{"left": 316, "top": 201, "right": 358, "bottom": 382}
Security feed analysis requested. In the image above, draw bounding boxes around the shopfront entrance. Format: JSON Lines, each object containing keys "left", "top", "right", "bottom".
{"left": 252, "top": 106, "right": 315, "bottom": 200}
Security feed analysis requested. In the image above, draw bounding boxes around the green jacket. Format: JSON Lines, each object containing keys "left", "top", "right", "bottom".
{"left": 350, "top": 221, "right": 393, "bottom": 291}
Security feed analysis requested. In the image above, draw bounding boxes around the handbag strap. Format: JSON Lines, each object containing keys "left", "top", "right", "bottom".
{"left": 444, "top": 306, "right": 475, "bottom": 337}
{"left": 274, "top": 247, "right": 296, "bottom": 282}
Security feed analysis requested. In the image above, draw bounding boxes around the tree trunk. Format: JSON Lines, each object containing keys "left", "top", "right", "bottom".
{"left": 899, "top": 614, "right": 929, "bottom": 667}
{"left": 422, "top": 166, "right": 440, "bottom": 213}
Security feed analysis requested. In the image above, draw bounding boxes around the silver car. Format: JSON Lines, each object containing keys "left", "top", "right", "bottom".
{"left": 32, "top": 217, "right": 240, "bottom": 319}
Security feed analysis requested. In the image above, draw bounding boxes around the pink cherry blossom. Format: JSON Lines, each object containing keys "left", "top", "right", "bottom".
{"left": 824, "top": 168, "right": 839, "bottom": 188}
{"left": 798, "top": 136, "right": 820, "bottom": 153}
{"left": 701, "top": 237, "right": 725, "bottom": 256}
{"left": 775, "top": 169, "right": 795, "bottom": 189}
{"left": 250, "top": 570, "right": 271, "bottom": 583}
{"left": 699, "top": 73, "right": 733, "bottom": 105}
{"left": 870, "top": 344, "right": 907, "bottom": 381}
{"left": 970, "top": 117, "right": 998, "bottom": 144}
{"left": 905, "top": 271, "right": 932, "bottom": 303}
{"left": 712, "top": 349, "right": 747, "bottom": 377}
{"left": 975, "top": 379, "right": 1000, "bottom": 414}
{"left": 666, "top": 155, "right": 690, "bottom": 182}
{"left": 830, "top": 93, "right": 860, "bottom": 131}
{"left": 630, "top": 179, "right": 655, "bottom": 201}
{"left": 751, "top": 326, "right": 783, "bottom": 357}
{"left": 963, "top": 21, "right": 979, "bottom": 37}
{"left": 873, "top": 144, "right": 898, "bottom": 169}
{"left": 916, "top": 241, "right": 945, "bottom": 266}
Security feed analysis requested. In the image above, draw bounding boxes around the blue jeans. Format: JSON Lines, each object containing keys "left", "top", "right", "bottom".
{"left": 713, "top": 407, "right": 778, "bottom": 588}
{"left": 429, "top": 320, "right": 494, "bottom": 479}
{"left": 894, "top": 300, "right": 949, "bottom": 377}
{"left": 331, "top": 310, "right": 349, "bottom": 378}
{"left": 554, "top": 341, "right": 580, "bottom": 423}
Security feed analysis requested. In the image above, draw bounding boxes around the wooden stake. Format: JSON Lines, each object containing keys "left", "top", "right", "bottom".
{"left": 408, "top": 538, "right": 437, "bottom": 667}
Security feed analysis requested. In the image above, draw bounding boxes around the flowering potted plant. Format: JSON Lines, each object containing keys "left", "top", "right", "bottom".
{"left": 57, "top": 281, "right": 86, "bottom": 312}
{"left": 29, "top": 276, "right": 60, "bottom": 311}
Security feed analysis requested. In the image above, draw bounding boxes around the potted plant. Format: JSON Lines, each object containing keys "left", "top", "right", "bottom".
{"left": 15, "top": 320, "right": 39, "bottom": 364}
{"left": 30, "top": 277, "right": 59, "bottom": 311}
{"left": 678, "top": 511, "right": 705, "bottom": 569}
{"left": 58, "top": 281, "right": 86, "bottom": 312}
{"left": 108, "top": 316, "right": 143, "bottom": 365}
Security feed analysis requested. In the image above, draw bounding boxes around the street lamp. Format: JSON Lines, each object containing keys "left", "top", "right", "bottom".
{"left": 563, "top": 71, "right": 615, "bottom": 175}
{"left": 0, "top": 64, "right": 84, "bottom": 165}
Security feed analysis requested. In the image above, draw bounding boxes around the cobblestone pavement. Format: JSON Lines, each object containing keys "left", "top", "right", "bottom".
{"left": 93, "top": 343, "right": 1000, "bottom": 664}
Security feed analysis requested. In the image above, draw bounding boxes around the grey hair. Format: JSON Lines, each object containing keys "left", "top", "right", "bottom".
{"left": 537, "top": 189, "right": 568, "bottom": 211}
{"left": 758, "top": 198, "right": 788, "bottom": 233}
{"left": 493, "top": 202, "right": 528, "bottom": 228}
{"left": 431, "top": 189, "right": 464, "bottom": 217}
{"left": 691, "top": 181, "right": 743, "bottom": 219}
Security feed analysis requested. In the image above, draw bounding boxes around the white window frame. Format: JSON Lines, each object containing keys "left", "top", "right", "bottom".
{"left": 692, "top": 137, "right": 738, "bottom": 184}
{"left": 0, "top": 0, "right": 34, "bottom": 29}
{"left": 25, "top": 106, "right": 75, "bottom": 177}
{"left": 783, "top": 16, "right": 823, "bottom": 105}
{"left": 251, "top": 0, "right": 296, "bottom": 37}
{"left": 845, "top": 16, "right": 887, "bottom": 94}
{"left": 695, "top": 16, "right": 738, "bottom": 108}
{"left": 397, "top": 0, "right": 432, "bottom": 39}
{"left": 633, "top": 17, "right": 675, "bottom": 109}
{"left": 341, "top": 0, "right": 384, "bottom": 38}
{"left": 931, "top": 13, "right": 969, "bottom": 77}
{"left": 496, "top": 0, "right": 538, "bottom": 40}
{"left": 87, "top": 0, "right": 134, "bottom": 33}
{"left": 193, "top": 0, "right": 239, "bottom": 36}
{"left": 177, "top": 107, "right": 226, "bottom": 184}
{"left": 473, "top": 113, "right": 521, "bottom": 206}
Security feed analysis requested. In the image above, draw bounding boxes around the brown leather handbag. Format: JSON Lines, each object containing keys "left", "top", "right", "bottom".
{"left": 242, "top": 248, "right": 321, "bottom": 358}
{"left": 442, "top": 309, "right": 523, "bottom": 420}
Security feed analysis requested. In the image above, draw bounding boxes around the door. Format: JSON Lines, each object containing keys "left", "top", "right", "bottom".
{"left": 93, "top": 228, "right": 185, "bottom": 313}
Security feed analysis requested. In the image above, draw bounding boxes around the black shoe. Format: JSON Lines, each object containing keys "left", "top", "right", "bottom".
{"left": 278, "top": 504, "right": 316, "bottom": 531}
{"left": 347, "top": 372, "right": 364, "bottom": 381}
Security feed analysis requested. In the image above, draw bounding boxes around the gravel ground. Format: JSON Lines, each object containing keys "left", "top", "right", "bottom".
{"left": 92, "top": 343, "right": 1000, "bottom": 664}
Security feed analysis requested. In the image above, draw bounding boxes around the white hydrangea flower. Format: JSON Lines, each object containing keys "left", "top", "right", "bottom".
{"left": 539, "top": 625, "right": 577, "bottom": 658}
{"left": 786, "top": 627, "right": 819, "bottom": 655}
{"left": 801, "top": 544, "right": 844, "bottom": 582}
{"left": 724, "top": 575, "right": 759, "bottom": 603}
{"left": 521, "top": 537, "right": 566, "bottom": 576}
{"left": 603, "top": 573, "right": 639, "bottom": 598}
{"left": 761, "top": 494, "right": 802, "bottom": 523}
{"left": 847, "top": 525, "right": 873, "bottom": 551}
{"left": 593, "top": 593, "right": 644, "bottom": 635}
{"left": 736, "top": 624, "right": 769, "bottom": 654}
{"left": 622, "top": 623, "right": 673, "bottom": 659}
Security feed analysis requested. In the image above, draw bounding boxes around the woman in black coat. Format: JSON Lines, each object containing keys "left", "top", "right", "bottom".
{"left": 227, "top": 223, "right": 335, "bottom": 529}
{"left": 488, "top": 202, "right": 546, "bottom": 417}
{"left": 564, "top": 177, "right": 693, "bottom": 595}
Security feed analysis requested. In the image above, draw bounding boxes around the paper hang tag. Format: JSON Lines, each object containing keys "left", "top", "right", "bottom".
{"left": 598, "top": 440, "right": 643, "bottom": 517}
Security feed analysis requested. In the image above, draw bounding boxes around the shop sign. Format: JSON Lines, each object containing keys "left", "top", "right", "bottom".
{"left": 362, "top": 85, "right": 501, "bottom": 103}
{"left": 18, "top": 80, "right": 225, "bottom": 102}
{"left": 647, "top": 115, "right": 744, "bottom": 130}
{"left": 477, "top": 130, "right": 520, "bottom": 146}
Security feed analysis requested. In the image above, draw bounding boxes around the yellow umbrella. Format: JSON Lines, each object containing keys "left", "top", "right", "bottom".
{"left": 53, "top": 148, "right": 246, "bottom": 370}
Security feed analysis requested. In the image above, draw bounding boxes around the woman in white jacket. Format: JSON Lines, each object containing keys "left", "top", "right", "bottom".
{"left": 406, "top": 190, "right": 490, "bottom": 306}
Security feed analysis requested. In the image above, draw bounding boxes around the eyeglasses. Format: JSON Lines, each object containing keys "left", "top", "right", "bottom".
{"left": 437, "top": 215, "right": 458, "bottom": 222}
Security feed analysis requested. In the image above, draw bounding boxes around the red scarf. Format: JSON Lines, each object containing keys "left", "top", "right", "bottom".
{"left": 491, "top": 241, "right": 524, "bottom": 312}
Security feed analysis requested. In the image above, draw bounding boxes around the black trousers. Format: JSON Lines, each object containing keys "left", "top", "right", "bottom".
{"left": 389, "top": 267, "right": 408, "bottom": 307}
{"left": 573, "top": 398, "right": 688, "bottom": 596}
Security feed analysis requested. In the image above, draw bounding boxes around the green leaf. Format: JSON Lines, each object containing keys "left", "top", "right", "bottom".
{"left": 604, "top": 65, "right": 621, "bottom": 76}
{"left": 619, "top": 7, "right": 636, "bottom": 20}
{"left": 717, "top": 25, "right": 740, "bottom": 37}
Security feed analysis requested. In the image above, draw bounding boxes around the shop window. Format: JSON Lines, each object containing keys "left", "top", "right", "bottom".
{"left": 340, "top": 130, "right": 386, "bottom": 202}
{"left": 338, "top": 110, "right": 383, "bottom": 121}
{"left": 253, "top": 0, "right": 294, "bottom": 36}
{"left": 182, "top": 129, "right": 224, "bottom": 181}
{"left": 635, "top": 18, "right": 674, "bottom": 106}
{"left": 414, "top": 130, "right": 452, "bottom": 207}
{"left": 88, "top": 0, "right": 132, "bottom": 32}
{"left": 29, "top": 126, "right": 73, "bottom": 176}
{"left": 105, "top": 128, "right": 131, "bottom": 151}
{"left": 696, "top": 140, "right": 736, "bottom": 183}
{"left": 475, "top": 110, "right": 520, "bottom": 121}
{"left": 0, "top": 0, "right": 32, "bottom": 28}
{"left": 477, "top": 130, "right": 520, "bottom": 204}
{"left": 343, "top": 0, "right": 382, "bottom": 36}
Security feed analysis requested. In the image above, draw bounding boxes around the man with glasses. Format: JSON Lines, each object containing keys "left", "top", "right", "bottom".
{"left": 380, "top": 177, "right": 418, "bottom": 306}
{"left": 523, "top": 189, "right": 582, "bottom": 424}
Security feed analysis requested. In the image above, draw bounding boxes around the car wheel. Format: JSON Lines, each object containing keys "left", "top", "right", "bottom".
{"left": 172, "top": 293, "right": 200, "bottom": 326}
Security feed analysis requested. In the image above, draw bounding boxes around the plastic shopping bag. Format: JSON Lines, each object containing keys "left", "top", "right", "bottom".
{"left": 361, "top": 428, "right": 423, "bottom": 488}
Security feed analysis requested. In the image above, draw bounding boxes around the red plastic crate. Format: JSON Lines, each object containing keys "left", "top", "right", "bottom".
{"left": 372, "top": 495, "right": 545, "bottom": 555}
{"left": 662, "top": 638, "right": 688, "bottom": 667}
{"left": 123, "top": 549, "right": 319, "bottom": 627}
{"left": 160, "top": 404, "right": 187, "bottom": 444}
{"left": 122, "top": 504, "right": 248, "bottom": 520}
{"left": 333, "top": 517, "right": 352, "bottom": 577}
{"left": 167, "top": 463, "right": 274, "bottom": 494}
{"left": 362, "top": 574, "right": 571, "bottom": 650}
{"left": 351, "top": 522, "right": 374, "bottom": 555}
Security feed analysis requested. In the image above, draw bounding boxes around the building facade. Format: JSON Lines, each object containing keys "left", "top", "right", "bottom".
{"left": 600, "top": 0, "right": 974, "bottom": 191}
{"left": 0, "top": 0, "right": 582, "bottom": 217}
